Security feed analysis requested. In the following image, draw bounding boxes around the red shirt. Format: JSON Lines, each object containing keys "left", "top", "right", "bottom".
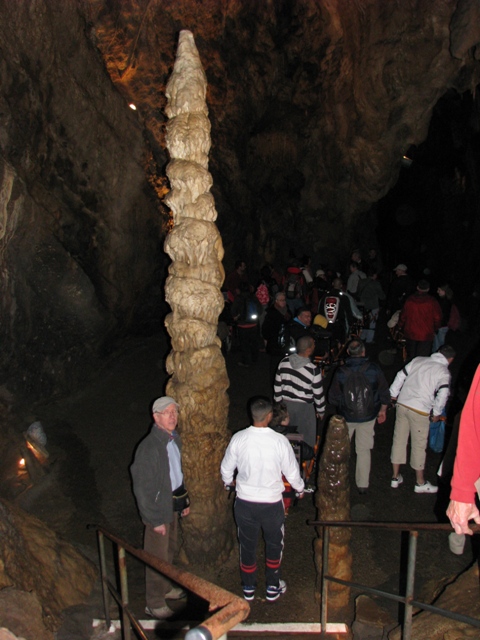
{"left": 450, "top": 365, "right": 480, "bottom": 503}
{"left": 399, "top": 292, "right": 442, "bottom": 341}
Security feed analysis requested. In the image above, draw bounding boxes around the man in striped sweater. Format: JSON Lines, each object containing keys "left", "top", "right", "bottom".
{"left": 274, "top": 335, "right": 326, "bottom": 451}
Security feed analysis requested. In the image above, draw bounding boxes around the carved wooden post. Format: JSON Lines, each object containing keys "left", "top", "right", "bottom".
{"left": 163, "top": 30, "right": 233, "bottom": 564}
{"left": 314, "top": 414, "right": 352, "bottom": 612}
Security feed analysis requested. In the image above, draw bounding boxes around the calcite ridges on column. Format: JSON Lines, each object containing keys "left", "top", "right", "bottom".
{"left": 314, "top": 414, "right": 353, "bottom": 612}
{"left": 163, "top": 29, "right": 233, "bottom": 563}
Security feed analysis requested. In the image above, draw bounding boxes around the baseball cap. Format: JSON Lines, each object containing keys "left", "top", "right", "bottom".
{"left": 393, "top": 264, "right": 407, "bottom": 271}
{"left": 152, "top": 396, "right": 179, "bottom": 413}
{"left": 316, "top": 269, "right": 325, "bottom": 277}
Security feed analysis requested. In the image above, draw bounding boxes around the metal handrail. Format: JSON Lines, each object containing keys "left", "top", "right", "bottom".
{"left": 309, "top": 519, "right": 480, "bottom": 639}
{"left": 90, "top": 524, "right": 250, "bottom": 640}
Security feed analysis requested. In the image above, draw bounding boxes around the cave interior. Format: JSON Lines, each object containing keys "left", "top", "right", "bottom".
{"left": 1, "top": 1, "right": 480, "bottom": 637}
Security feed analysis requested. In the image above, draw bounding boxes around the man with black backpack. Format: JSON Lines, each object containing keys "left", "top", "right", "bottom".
{"left": 328, "top": 339, "right": 390, "bottom": 494}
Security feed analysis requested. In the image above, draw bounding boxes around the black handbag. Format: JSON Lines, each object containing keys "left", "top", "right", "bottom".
{"left": 172, "top": 483, "right": 190, "bottom": 512}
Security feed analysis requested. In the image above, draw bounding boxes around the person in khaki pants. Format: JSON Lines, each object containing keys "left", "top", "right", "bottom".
{"left": 328, "top": 339, "right": 389, "bottom": 494}
{"left": 131, "top": 397, "right": 190, "bottom": 620}
{"left": 389, "top": 345, "right": 455, "bottom": 493}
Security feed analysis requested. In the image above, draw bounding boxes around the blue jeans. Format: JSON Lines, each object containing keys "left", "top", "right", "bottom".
{"left": 432, "top": 327, "right": 448, "bottom": 353}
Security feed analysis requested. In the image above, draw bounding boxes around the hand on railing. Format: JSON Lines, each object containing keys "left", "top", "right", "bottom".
{"left": 447, "top": 500, "right": 480, "bottom": 535}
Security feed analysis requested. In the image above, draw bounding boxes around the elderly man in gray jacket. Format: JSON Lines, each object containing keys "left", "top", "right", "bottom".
{"left": 389, "top": 344, "right": 455, "bottom": 493}
{"left": 131, "top": 396, "right": 190, "bottom": 620}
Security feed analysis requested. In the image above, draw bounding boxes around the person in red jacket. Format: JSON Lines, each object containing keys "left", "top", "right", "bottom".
{"left": 447, "top": 365, "right": 480, "bottom": 536}
{"left": 398, "top": 280, "right": 442, "bottom": 361}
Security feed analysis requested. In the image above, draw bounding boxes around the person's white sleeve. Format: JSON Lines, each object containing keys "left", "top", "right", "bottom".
{"left": 389, "top": 365, "right": 408, "bottom": 398}
{"left": 220, "top": 439, "right": 237, "bottom": 485}
{"left": 432, "top": 373, "right": 451, "bottom": 415}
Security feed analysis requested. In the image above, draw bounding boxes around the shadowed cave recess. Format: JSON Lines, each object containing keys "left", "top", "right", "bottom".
{"left": 1, "top": 2, "right": 480, "bottom": 638}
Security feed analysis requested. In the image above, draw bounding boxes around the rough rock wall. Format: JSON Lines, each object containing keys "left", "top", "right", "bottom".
{"left": 0, "top": 498, "right": 97, "bottom": 635}
{"left": 389, "top": 562, "right": 480, "bottom": 639}
{"left": 0, "top": 1, "right": 162, "bottom": 399}
{"left": 86, "top": 0, "right": 480, "bottom": 267}
{"left": 163, "top": 31, "right": 233, "bottom": 564}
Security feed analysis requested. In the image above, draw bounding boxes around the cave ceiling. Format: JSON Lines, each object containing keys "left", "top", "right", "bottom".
{"left": 86, "top": 0, "right": 480, "bottom": 263}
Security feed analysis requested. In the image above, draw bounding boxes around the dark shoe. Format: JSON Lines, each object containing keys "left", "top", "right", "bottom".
{"left": 357, "top": 487, "right": 368, "bottom": 495}
{"left": 145, "top": 605, "right": 174, "bottom": 619}
{"left": 243, "top": 586, "right": 255, "bottom": 601}
{"left": 266, "top": 579, "right": 287, "bottom": 602}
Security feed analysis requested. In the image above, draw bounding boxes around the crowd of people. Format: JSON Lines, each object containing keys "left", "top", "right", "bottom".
{"left": 129, "top": 248, "right": 477, "bottom": 617}
{"left": 221, "top": 249, "right": 462, "bottom": 371}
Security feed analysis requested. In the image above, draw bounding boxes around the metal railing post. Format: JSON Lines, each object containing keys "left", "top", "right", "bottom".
{"left": 321, "top": 525, "right": 329, "bottom": 638}
{"left": 118, "top": 545, "right": 131, "bottom": 640}
{"left": 97, "top": 531, "right": 111, "bottom": 630}
{"left": 403, "top": 530, "right": 418, "bottom": 640}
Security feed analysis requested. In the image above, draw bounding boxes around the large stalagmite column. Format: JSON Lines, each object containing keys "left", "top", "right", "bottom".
{"left": 163, "top": 30, "right": 233, "bottom": 564}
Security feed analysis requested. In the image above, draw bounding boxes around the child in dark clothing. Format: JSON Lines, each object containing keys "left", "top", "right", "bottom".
{"left": 270, "top": 402, "right": 315, "bottom": 459}
{"left": 270, "top": 402, "right": 315, "bottom": 511}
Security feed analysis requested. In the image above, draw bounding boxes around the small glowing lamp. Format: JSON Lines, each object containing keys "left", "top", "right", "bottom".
{"left": 19, "top": 458, "right": 26, "bottom": 468}
{"left": 129, "top": 103, "right": 137, "bottom": 110}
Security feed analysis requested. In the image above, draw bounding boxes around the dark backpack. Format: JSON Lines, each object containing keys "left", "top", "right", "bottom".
{"left": 342, "top": 362, "right": 375, "bottom": 420}
{"left": 286, "top": 273, "right": 303, "bottom": 299}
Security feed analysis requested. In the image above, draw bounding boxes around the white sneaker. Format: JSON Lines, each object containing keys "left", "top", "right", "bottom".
{"left": 391, "top": 474, "right": 403, "bottom": 488}
{"left": 414, "top": 481, "right": 438, "bottom": 494}
{"left": 266, "top": 579, "right": 287, "bottom": 602}
{"left": 145, "top": 605, "right": 174, "bottom": 619}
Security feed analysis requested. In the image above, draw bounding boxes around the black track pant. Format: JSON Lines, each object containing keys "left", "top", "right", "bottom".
{"left": 234, "top": 497, "right": 285, "bottom": 588}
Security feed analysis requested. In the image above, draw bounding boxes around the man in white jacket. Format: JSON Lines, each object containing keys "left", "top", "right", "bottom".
{"left": 220, "top": 397, "right": 304, "bottom": 603}
{"left": 389, "top": 344, "right": 455, "bottom": 493}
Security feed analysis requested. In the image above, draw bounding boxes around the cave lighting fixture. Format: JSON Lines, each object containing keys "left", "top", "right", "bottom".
{"left": 128, "top": 103, "right": 137, "bottom": 110}
{"left": 18, "top": 457, "right": 26, "bottom": 468}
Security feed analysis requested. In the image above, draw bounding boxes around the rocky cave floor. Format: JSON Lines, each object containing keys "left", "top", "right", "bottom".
{"left": 11, "top": 320, "right": 480, "bottom": 639}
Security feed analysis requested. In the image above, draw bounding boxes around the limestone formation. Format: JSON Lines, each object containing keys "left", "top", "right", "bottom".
{"left": 314, "top": 415, "right": 352, "bottom": 613}
{"left": 1, "top": 0, "right": 480, "bottom": 401}
{"left": 389, "top": 563, "right": 480, "bottom": 639}
{"left": 163, "top": 30, "right": 233, "bottom": 564}
{"left": 0, "top": 499, "right": 97, "bottom": 634}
